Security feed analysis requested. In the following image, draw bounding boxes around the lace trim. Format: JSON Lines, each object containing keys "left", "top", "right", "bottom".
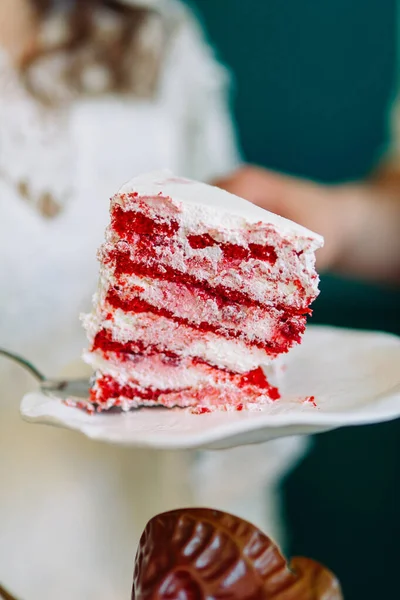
{"left": 0, "top": 54, "right": 74, "bottom": 218}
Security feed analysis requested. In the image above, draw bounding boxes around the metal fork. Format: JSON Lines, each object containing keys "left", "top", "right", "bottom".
{"left": 0, "top": 349, "right": 90, "bottom": 399}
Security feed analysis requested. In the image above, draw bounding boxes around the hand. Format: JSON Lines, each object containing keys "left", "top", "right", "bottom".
{"left": 0, "top": 0, "right": 38, "bottom": 64}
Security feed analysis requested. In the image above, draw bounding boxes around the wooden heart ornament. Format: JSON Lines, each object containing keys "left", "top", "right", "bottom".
{"left": 132, "top": 508, "right": 342, "bottom": 599}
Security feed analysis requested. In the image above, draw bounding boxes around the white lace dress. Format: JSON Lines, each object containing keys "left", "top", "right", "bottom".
{"left": 0, "top": 3, "right": 306, "bottom": 598}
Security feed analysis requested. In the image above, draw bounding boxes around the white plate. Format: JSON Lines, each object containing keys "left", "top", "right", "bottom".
{"left": 20, "top": 326, "right": 400, "bottom": 450}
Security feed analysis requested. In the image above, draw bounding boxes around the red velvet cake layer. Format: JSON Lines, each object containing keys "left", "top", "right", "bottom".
{"left": 105, "top": 287, "right": 306, "bottom": 354}
{"left": 104, "top": 245, "right": 312, "bottom": 315}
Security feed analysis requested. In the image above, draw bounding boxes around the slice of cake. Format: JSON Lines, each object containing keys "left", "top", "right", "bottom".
{"left": 82, "top": 170, "right": 323, "bottom": 412}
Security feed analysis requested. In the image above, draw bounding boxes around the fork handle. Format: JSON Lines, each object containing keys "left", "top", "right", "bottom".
{"left": 0, "top": 349, "right": 46, "bottom": 382}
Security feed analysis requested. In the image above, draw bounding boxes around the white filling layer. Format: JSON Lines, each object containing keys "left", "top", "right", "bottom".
{"left": 84, "top": 351, "right": 279, "bottom": 391}
{"left": 83, "top": 309, "right": 273, "bottom": 372}
{"left": 85, "top": 352, "right": 217, "bottom": 389}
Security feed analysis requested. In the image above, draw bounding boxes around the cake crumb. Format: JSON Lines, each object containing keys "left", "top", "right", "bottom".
{"left": 64, "top": 398, "right": 95, "bottom": 414}
{"left": 191, "top": 406, "right": 212, "bottom": 414}
{"left": 303, "top": 395, "right": 317, "bottom": 407}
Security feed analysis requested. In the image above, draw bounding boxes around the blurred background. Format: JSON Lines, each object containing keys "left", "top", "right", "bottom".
{"left": 190, "top": 1, "right": 400, "bottom": 598}
{"left": 1, "top": 0, "right": 399, "bottom": 598}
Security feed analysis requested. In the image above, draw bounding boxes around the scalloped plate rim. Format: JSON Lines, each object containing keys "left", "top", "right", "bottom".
{"left": 20, "top": 326, "right": 400, "bottom": 450}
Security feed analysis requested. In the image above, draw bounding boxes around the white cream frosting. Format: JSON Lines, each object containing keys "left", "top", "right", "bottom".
{"left": 117, "top": 169, "right": 324, "bottom": 250}
{"left": 84, "top": 351, "right": 278, "bottom": 390}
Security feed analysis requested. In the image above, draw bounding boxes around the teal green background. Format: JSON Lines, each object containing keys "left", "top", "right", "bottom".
{"left": 191, "top": 1, "right": 400, "bottom": 598}
{"left": 191, "top": 0, "right": 397, "bottom": 182}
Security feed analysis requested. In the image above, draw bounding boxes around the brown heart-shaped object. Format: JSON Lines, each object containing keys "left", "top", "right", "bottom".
{"left": 132, "top": 508, "right": 342, "bottom": 600}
